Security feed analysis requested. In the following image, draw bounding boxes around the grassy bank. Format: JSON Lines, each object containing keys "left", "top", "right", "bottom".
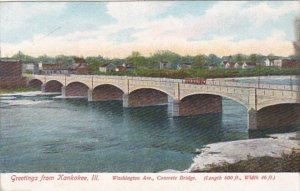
{"left": 93, "top": 67, "right": 300, "bottom": 79}
{"left": 201, "top": 151, "right": 300, "bottom": 172}
{"left": 0, "top": 87, "right": 39, "bottom": 95}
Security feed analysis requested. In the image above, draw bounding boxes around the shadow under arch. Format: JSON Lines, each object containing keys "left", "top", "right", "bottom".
{"left": 66, "top": 82, "right": 89, "bottom": 97}
{"left": 180, "top": 92, "right": 249, "bottom": 110}
{"left": 27, "top": 79, "right": 43, "bottom": 90}
{"left": 44, "top": 80, "right": 63, "bottom": 92}
{"left": 256, "top": 103, "right": 300, "bottom": 130}
{"left": 127, "top": 88, "right": 170, "bottom": 107}
{"left": 92, "top": 84, "right": 124, "bottom": 101}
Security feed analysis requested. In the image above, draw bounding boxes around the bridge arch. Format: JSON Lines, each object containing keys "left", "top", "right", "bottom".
{"left": 27, "top": 79, "right": 43, "bottom": 90}
{"left": 92, "top": 84, "right": 124, "bottom": 101}
{"left": 258, "top": 99, "right": 300, "bottom": 111}
{"left": 129, "top": 87, "right": 175, "bottom": 99}
{"left": 181, "top": 92, "right": 249, "bottom": 110}
{"left": 256, "top": 103, "right": 300, "bottom": 129}
{"left": 126, "top": 88, "right": 170, "bottom": 107}
{"left": 44, "top": 80, "right": 63, "bottom": 93}
{"left": 65, "top": 82, "right": 89, "bottom": 97}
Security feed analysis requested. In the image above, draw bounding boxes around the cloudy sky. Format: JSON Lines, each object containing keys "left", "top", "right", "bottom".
{"left": 1, "top": 1, "right": 299, "bottom": 58}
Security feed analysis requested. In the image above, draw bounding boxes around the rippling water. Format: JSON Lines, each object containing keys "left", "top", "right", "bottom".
{"left": 0, "top": 94, "right": 299, "bottom": 172}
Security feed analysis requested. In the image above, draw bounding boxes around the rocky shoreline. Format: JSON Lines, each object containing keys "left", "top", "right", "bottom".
{"left": 186, "top": 131, "right": 300, "bottom": 172}
{"left": 162, "top": 131, "right": 300, "bottom": 173}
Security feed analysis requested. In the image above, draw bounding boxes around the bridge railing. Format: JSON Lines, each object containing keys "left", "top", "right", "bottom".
{"left": 32, "top": 74, "right": 300, "bottom": 91}
{"left": 206, "top": 79, "right": 300, "bottom": 91}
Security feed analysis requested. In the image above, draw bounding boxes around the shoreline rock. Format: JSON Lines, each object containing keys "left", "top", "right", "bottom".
{"left": 186, "top": 131, "right": 300, "bottom": 172}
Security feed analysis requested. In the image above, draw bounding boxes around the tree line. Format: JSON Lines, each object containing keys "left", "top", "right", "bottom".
{"left": 5, "top": 50, "right": 297, "bottom": 71}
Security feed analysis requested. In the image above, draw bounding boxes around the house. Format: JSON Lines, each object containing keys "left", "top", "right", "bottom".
{"left": 176, "top": 62, "right": 192, "bottom": 70}
{"left": 264, "top": 58, "right": 274, "bottom": 67}
{"left": 219, "top": 61, "right": 231, "bottom": 68}
{"left": 72, "top": 64, "right": 90, "bottom": 75}
{"left": 99, "top": 63, "right": 116, "bottom": 72}
{"left": 234, "top": 62, "right": 243, "bottom": 69}
{"left": 159, "top": 61, "right": 172, "bottom": 69}
{"left": 273, "top": 59, "right": 300, "bottom": 68}
{"left": 208, "top": 64, "right": 218, "bottom": 70}
{"left": 242, "top": 62, "right": 257, "bottom": 69}
{"left": 42, "top": 61, "right": 70, "bottom": 75}
{"left": 224, "top": 62, "right": 235, "bottom": 69}
{"left": 70, "top": 58, "right": 90, "bottom": 75}
{"left": 115, "top": 63, "right": 134, "bottom": 72}
{"left": 22, "top": 63, "right": 39, "bottom": 74}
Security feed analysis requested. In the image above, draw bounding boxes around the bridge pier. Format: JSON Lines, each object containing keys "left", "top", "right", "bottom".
{"left": 41, "top": 84, "right": 46, "bottom": 93}
{"left": 247, "top": 109, "right": 257, "bottom": 131}
{"left": 123, "top": 94, "right": 129, "bottom": 107}
{"left": 169, "top": 95, "right": 222, "bottom": 117}
{"left": 88, "top": 89, "right": 93, "bottom": 101}
{"left": 61, "top": 86, "right": 66, "bottom": 97}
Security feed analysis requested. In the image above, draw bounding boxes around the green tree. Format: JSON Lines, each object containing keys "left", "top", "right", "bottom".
{"left": 234, "top": 54, "right": 244, "bottom": 63}
{"left": 249, "top": 54, "right": 258, "bottom": 63}
{"left": 54, "top": 55, "right": 75, "bottom": 65}
{"left": 193, "top": 54, "right": 208, "bottom": 68}
{"left": 207, "top": 54, "right": 221, "bottom": 64}
{"left": 150, "top": 50, "right": 181, "bottom": 63}
{"left": 37, "top": 55, "right": 55, "bottom": 64}
{"left": 11, "top": 51, "right": 36, "bottom": 63}
{"left": 126, "top": 51, "right": 147, "bottom": 68}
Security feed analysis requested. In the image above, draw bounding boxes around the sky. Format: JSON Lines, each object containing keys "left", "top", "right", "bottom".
{"left": 0, "top": 1, "right": 299, "bottom": 58}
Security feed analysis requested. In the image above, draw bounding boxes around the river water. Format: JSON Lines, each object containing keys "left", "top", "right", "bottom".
{"left": 0, "top": 75, "right": 299, "bottom": 172}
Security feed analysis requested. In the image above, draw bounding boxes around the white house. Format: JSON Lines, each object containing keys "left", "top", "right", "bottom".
{"left": 99, "top": 63, "right": 116, "bottom": 72}
{"left": 22, "top": 63, "right": 39, "bottom": 74}
{"left": 234, "top": 62, "right": 243, "bottom": 69}
{"left": 242, "top": 62, "right": 257, "bottom": 69}
{"left": 225, "top": 62, "right": 235, "bottom": 69}
{"left": 264, "top": 58, "right": 274, "bottom": 67}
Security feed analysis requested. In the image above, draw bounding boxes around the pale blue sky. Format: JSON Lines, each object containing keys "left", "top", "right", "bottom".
{"left": 1, "top": 1, "right": 299, "bottom": 57}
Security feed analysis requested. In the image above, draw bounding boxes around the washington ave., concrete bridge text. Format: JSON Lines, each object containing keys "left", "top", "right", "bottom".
{"left": 27, "top": 75, "right": 300, "bottom": 131}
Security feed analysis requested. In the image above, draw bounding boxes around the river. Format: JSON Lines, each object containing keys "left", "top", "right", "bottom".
{"left": 0, "top": 76, "right": 299, "bottom": 172}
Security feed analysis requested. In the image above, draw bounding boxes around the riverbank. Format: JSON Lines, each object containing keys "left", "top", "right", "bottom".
{"left": 0, "top": 87, "right": 39, "bottom": 95}
{"left": 186, "top": 131, "right": 300, "bottom": 172}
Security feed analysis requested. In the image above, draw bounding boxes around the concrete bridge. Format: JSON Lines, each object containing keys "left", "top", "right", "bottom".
{"left": 27, "top": 74, "right": 300, "bottom": 131}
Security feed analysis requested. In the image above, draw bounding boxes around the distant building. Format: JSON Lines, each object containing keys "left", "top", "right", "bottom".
{"left": 176, "top": 62, "right": 192, "bottom": 70}
{"left": 115, "top": 63, "right": 134, "bottom": 72}
{"left": 0, "top": 59, "right": 25, "bottom": 88}
{"left": 208, "top": 64, "right": 218, "bottom": 70}
{"left": 273, "top": 59, "right": 300, "bottom": 68}
{"left": 41, "top": 58, "right": 90, "bottom": 75}
{"left": 99, "top": 63, "right": 116, "bottom": 72}
{"left": 71, "top": 58, "right": 90, "bottom": 75}
{"left": 264, "top": 58, "right": 274, "bottom": 67}
{"left": 234, "top": 62, "right": 243, "bottom": 69}
{"left": 22, "top": 63, "right": 39, "bottom": 74}
{"left": 42, "top": 61, "right": 69, "bottom": 75}
{"left": 242, "top": 62, "right": 257, "bottom": 69}
{"left": 0, "top": 59, "right": 22, "bottom": 77}
{"left": 224, "top": 61, "right": 235, "bottom": 69}
{"left": 159, "top": 61, "right": 172, "bottom": 69}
